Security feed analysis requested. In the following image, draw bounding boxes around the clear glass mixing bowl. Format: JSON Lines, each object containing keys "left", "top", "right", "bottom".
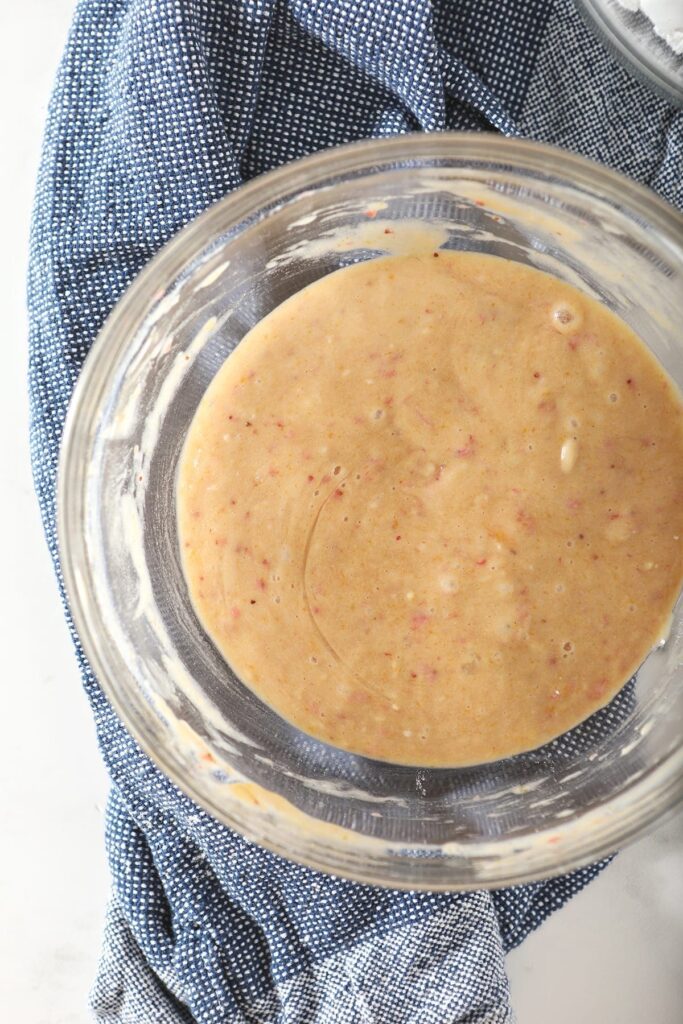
{"left": 576, "top": 0, "right": 683, "bottom": 106}
{"left": 58, "top": 134, "right": 683, "bottom": 890}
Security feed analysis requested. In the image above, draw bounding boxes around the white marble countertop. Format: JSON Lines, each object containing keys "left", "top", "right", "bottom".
{"left": 1, "top": 3, "right": 681, "bottom": 1021}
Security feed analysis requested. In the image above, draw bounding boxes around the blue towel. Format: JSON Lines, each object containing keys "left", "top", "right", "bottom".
{"left": 28, "top": 1, "right": 682, "bottom": 1021}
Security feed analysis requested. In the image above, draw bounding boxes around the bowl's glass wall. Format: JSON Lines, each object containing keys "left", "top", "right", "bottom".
{"left": 61, "top": 137, "right": 683, "bottom": 888}
{"left": 577, "top": 0, "right": 683, "bottom": 106}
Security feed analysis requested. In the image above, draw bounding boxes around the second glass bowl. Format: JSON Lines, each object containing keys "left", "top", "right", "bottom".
{"left": 576, "top": 0, "right": 683, "bottom": 106}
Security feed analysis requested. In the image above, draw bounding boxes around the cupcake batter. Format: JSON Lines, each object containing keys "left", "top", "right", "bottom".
{"left": 177, "top": 253, "right": 683, "bottom": 766}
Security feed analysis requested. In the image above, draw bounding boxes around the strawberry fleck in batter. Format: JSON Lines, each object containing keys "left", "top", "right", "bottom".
{"left": 177, "top": 253, "right": 683, "bottom": 766}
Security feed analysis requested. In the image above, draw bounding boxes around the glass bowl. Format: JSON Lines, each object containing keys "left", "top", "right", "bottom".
{"left": 576, "top": 0, "right": 683, "bottom": 106}
{"left": 58, "top": 134, "right": 683, "bottom": 890}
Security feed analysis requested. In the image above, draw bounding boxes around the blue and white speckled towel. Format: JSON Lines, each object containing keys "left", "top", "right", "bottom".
{"left": 28, "top": 2, "right": 682, "bottom": 1022}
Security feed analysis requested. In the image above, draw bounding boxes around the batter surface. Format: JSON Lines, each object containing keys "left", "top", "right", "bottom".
{"left": 177, "top": 253, "right": 683, "bottom": 766}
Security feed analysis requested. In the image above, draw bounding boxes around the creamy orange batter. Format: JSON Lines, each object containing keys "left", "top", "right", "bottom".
{"left": 177, "top": 253, "right": 683, "bottom": 767}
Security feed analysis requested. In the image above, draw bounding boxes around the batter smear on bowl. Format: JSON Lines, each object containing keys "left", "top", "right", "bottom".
{"left": 177, "top": 253, "right": 683, "bottom": 767}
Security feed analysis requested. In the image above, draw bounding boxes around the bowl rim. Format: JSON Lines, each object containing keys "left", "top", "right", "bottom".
{"left": 576, "top": 0, "right": 683, "bottom": 108}
{"left": 57, "top": 132, "right": 683, "bottom": 890}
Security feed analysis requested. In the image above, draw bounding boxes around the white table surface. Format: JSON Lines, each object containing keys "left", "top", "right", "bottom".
{"left": 1, "top": 3, "right": 681, "bottom": 1022}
